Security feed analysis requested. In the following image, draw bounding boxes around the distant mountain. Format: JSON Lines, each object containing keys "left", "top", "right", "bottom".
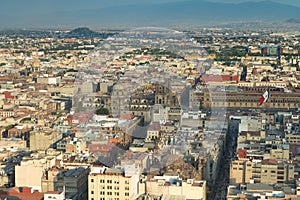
{"left": 68, "top": 27, "right": 95, "bottom": 35}
{"left": 1, "top": 0, "right": 300, "bottom": 28}
{"left": 286, "top": 18, "right": 300, "bottom": 23}
{"left": 66, "top": 27, "right": 113, "bottom": 38}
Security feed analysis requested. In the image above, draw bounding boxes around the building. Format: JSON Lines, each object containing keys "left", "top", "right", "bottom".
{"left": 4, "top": 187, "right": 44, "bottom": 200}
{"left": 88, "top": 165, "right": 140, "bottom": 200}
{"left": 139, "top": 176, "right": 206, "bottom": 200}
{"left": 30, "top": 130, "right": 62, "bottom": 151}
{"left": 227, "top": 183, "right": 298, "bottom": 200}
{"left": 230, "top": 159, "right": 294, "bottom": 185}
{"left": 42, "top": 167, "right": 89, "bottom": 200}
{"left": 15, "top": 155, "right": 57, "bottom": 192}
{"left": 201, "top": 87, "right": 300, "bottom": 109}
{"left": 44, "top": 190, "right": 65, "bottom": 200}
{"left": 145, "top": 122, "right": 161, "bottom": 142}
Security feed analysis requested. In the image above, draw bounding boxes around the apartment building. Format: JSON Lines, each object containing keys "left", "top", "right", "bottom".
{"left": 88, "top": 165, "right": 140, "bottom": 200}
{"left": 230, "top": 159, "right": 294, "bottom": 184}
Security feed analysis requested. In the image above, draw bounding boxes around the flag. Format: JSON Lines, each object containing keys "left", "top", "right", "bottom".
{"left": 259, "top": 88, "right": 270, "bottom": 106}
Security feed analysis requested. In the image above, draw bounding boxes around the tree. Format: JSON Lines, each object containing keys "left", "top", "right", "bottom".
{"left": 95, "top": 108, "right": 109, "bottom": 115}
{"left": 20, "top": 117, "right": 31, "bottom": 123}
{"left": 5, "top": 124, "right": 15, "bottom": 131}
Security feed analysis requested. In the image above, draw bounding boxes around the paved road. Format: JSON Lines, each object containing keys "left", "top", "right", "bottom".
{"left": 212, "top": 119, "right": 239, "bottom": 200}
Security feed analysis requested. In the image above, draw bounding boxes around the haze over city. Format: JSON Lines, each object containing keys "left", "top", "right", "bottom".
{"left": 0, "top": 1, "right": 300, "bottom": 200}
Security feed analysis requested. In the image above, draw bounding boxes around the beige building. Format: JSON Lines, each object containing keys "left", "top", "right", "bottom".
{"left": 88, "top": 165, "right": 140, "bottom": 200}
{"left": 0, "top": 109, "right": 15, "bottom": 118}
{"left": 285, "top": 134, "right": 300, "bottom": 144}
{"left": 145, "top": 122, "right": 160, "bottom": 142}
{"left": 0, "top": 165, "right": 9, "bottom": 187}
{"left": 269, "top": 144, "right": 290, "bottom": 160}
{"left": 201, "top": 87, "right": 300, "bottom": 109}
{"left": 15, "top": 154, "right": 57, "bottom": 192}
{"left": 30, "top": 130, "right": 62, "bottom": 151}
{"left": 237, "top": 131, "right": 265, "bottom": 143}
{"left": 44, "top": 190, "right": 65, "bottom": 200}
{"left": 140, "top": 176, "right": 206, "bottom": 200}
{"left": 230, "top": 159, "right": 294, "bottom": 185}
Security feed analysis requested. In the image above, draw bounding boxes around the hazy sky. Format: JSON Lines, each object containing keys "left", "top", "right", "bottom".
{"left": 1, "top": 0, "right": 300, "bottom": 15}
{"left": 1, "top": 0, "right": 299, "bottom": 29}
{"left": 211, "top": 0, "right": 300, "bottom": 7}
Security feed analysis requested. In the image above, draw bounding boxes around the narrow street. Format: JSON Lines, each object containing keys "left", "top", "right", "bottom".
{"left": 212, "top": 118, "right": 239, "bottom": 200}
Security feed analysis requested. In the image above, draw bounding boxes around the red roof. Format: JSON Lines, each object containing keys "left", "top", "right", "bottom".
{"left": 119, "top": 114, "right": 135, "bottom": 120}
{"left": 3, "top": 91, "right": 14, "bottom": 99}
{"left": 44, "top": 191, "right": 63, "bottom": 194}
{"left": 201, "top": 75, "right": 239, "bottom": 83}
{"left": 6, "top": 187, "right": 44, "bottom": 200}
{"left": 88, "top": 143, "right": 115, "bottom": 154}
{"left": 240, "top": 131, "right": 260, "bottom": 137}
{"left": 125, "top": 150, "right": 131, "bottom": 159}
{"left": 147, "top": 122, "right": 161, "bottom": 131}
{"left": 67, "top": 112, "right": 93, "bottom": 124}
{"left": 238, "top": 149, "right": 247, "bottom": 159}
{"left": 262, "top": 159, "right": 278, "bottom": 165}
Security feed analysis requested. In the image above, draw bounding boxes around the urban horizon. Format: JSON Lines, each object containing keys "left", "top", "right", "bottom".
{"left": 1, "top": 1, "right": 300, "bottom": 200}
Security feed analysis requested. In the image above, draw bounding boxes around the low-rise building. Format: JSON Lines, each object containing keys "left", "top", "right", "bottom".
{"left": 139, "top": 176, "right": 206, "bottom": 200}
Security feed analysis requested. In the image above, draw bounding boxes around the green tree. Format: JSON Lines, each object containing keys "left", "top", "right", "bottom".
{"left": 95, "top": 108, "right": 109, "bottom": 115}
{"left": 20, "top": 117, "right": 31, "bottom": 123}
{"left": 5, "top": 124, "right": 15, "bottom": 131}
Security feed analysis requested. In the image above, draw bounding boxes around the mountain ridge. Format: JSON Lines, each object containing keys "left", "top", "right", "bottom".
{"left": 1, "top": 0, "right": 300, "bottom": 28}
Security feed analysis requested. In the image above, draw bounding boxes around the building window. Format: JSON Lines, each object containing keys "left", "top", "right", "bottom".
{"left": 91, "top": 179, "right": 94, "bottom": 182}
{"left": 125, "top": 192, "right": 129, "bottom": 196}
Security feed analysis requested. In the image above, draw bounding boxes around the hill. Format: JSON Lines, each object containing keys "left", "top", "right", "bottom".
{"left": 66, "top": 27, "right": 113, "bottom": 38}
{"left": 286, "top": 18, "right": 300, "bottom": 23}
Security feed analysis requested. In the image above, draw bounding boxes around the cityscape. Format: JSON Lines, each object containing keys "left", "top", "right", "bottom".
{"left": 1, "top": 1, "right": 300, "bottom": 200}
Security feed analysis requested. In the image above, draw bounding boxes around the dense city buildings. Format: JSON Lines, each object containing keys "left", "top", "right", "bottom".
{"left": 0, "top": 23, "right": 299, "bottom": 200}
